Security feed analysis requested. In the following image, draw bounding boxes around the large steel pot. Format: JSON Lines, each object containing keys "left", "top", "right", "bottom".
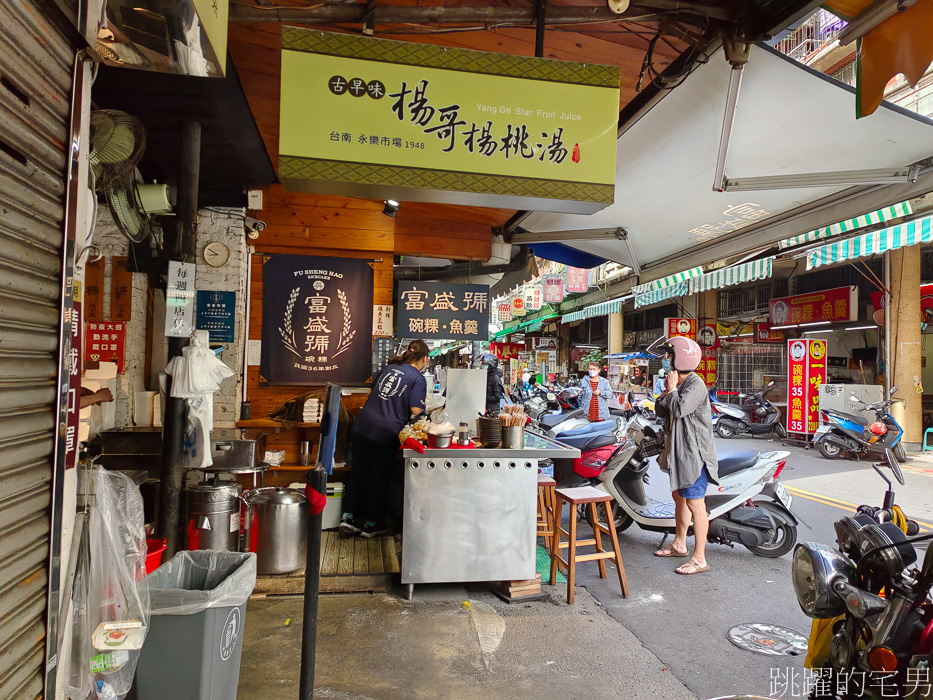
{"left": 185, "top": 479, "right": 242, "bottom": 551}
{"left": 243, "top": 487, "right": 308, "bottom": 575}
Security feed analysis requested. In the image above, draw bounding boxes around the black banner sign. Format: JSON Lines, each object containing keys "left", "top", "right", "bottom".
{"left": 261, "top": 255, "right": 373, "bottom": 385}
{"left": 396, "top": 281, "right": 489, "bottom": 340}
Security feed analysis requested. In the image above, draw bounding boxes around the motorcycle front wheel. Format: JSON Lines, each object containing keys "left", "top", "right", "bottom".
{"left": 716, "top": 421, "right": 737, "bottom": 439}
{"left": 743, "top": 501, "right": 797, "bottom": 558}
{"left": 818, "top": 439, "right": 843, "bottom": 460}
{"left": 774, "top": 423, "right": 787, "bottom": 439}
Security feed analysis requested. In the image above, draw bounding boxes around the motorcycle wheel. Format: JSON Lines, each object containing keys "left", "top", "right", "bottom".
{"left": 585, "top": 502, "right": 633, "bottom": 532}
{"left": 743, "top": 501, "right": 797, "bottom": 558}
{"left": 774, "top": 423, "right": 787, "bottom": 439}
{"left": 818, "top": 439, "right": 843, "bottom": 460}
{"left": 716, "top": 421, "right": 736, "bottom": 439}
{"left": 894, "top": 442, "right": 907, "bottom": 463}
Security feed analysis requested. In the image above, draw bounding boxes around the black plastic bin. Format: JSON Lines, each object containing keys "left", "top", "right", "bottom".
{"left": 136, "top": 550, "right": 257, "bottom": 700}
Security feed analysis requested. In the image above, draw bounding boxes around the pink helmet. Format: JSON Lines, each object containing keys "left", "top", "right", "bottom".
{"left": 667, "top": 336, "right": 702, "bottom": 372}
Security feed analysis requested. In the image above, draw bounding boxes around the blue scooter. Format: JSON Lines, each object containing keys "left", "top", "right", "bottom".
{"left": 812, "top": 386, "right": 907, "bottom": 462}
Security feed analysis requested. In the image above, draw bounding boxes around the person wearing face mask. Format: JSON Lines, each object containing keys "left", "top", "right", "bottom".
{"left": 653, "top": 336, "right": 719, "bottom": 575}
{"left": 579, "top": 361, "right": 613, "bottom": 422}
{"left": 652, "top": 369, "right": 667, "bottom": 398}
{"left": 340, "top": 339, "right": 429, "bottom": 538}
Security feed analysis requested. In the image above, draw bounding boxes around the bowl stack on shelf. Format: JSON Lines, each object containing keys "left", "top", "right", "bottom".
{"left": 476, "top": 416, "right": 502, "bottom": 448}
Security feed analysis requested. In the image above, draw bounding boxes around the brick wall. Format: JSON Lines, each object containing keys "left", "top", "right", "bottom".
{"left": 92, "top": 209, "right": 149, "bottom": 427}
{"left": 194, "top": 208, "right": 248, "bottom": 428}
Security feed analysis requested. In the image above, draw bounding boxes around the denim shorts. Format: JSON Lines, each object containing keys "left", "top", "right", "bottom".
{"left": 678, "top": 467, "right": 709, "bottom": 500}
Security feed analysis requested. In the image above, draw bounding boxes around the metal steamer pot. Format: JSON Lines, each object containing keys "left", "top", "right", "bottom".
{"left": 185, "top": 479, "right": 242, "bottom": 551}
{"left": 243, "top": 487, "right": 309, "bottom": 575}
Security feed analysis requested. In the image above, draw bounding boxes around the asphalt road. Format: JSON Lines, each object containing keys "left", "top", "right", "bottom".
{"left": 569, "top": 433, "right": 933, "bottom": 700}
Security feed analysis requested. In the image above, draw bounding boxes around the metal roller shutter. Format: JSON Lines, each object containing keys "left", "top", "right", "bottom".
{"left": 0, "top": 1, "right": 74, "bottom": 697}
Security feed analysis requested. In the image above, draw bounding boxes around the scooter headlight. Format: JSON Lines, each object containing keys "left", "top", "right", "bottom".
{"left": 792, "top": 543, "right": 856, "bottom": 618}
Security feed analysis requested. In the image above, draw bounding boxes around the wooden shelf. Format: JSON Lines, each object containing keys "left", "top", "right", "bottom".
{"left": 236, "top": 419, "right": 321, "bottom": 429}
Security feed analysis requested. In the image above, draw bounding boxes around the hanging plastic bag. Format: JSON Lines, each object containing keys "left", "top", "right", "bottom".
{"left": 64, "top": 469, "right": 150, "bottom": 699}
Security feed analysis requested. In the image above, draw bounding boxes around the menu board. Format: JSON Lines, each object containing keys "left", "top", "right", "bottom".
{"left": 397, "top": 281, "right": 489, "bottom": 340}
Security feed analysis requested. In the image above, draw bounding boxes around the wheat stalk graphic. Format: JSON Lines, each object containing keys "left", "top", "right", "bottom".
{"left": 332, "top": 289, "right": 355, "bottom": 359}
{"left": 278, "top": 287, "right": 302, "bottom": 358}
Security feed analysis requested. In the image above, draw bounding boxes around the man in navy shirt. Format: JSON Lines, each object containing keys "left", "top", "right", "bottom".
{"left": 340, "top": 340, "right": 429, "bottom": 537}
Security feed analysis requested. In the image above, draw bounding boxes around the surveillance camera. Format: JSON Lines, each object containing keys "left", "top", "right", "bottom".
{"left": 245, "top": 217, "right": 266, "bottom": 237}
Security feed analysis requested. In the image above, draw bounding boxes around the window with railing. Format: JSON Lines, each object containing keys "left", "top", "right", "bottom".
{"left": 774, "top": 9, "right": 847, "bottom": 63}
{"left": 718, "top": 281, "right": 775, "bottom": 317}
{"left": 832, "top": 62, "right": 857, "bottom": 87}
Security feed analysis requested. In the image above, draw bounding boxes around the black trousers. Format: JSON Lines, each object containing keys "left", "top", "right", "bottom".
{"left": 343, "top": 432, "right": 398, "bottom": 525}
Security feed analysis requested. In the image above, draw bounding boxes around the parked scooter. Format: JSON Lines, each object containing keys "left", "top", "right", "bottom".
{"left": 812, "top": 385, "right": 907, "bottom": 462}
{"left": 712, "top": 381, "right": 787, "bottom": 440}
{"left": 791, "top": 449, "right": 931, "bottom": 699}
{"left": 567, "top": 411, "right": 802, "bottom": 557}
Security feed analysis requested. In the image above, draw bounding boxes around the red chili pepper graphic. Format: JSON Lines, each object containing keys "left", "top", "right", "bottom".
{"left": 572, "top": 143, "right": 581, "bottom": 163}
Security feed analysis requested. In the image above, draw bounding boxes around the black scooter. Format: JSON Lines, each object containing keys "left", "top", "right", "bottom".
{"left": 712, "top": 381, "right": 787, "bottom": 440}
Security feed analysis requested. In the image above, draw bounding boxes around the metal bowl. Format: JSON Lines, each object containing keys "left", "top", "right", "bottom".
{"left": 429, "top": 433, "right": 453, "bottom": 448}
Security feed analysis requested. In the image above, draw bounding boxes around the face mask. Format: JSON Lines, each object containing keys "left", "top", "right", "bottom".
{"left": 588, "top": 369, "right": 599, "bottom": 377}
{"left": 661, "top": 358, "right": 672, "bottom": 371}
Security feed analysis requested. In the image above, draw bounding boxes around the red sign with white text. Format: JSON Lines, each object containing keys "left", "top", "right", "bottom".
{"left": 85, "top": 321, "right": 126, "bottom": 374}
{"left": 755, "top": 322, "right": 785, "bottom": 343}
{"left": 769, "top": 286, "right": 857, "bottom": 326}
{"left": 566, "top": 267, "right": 588, "bottom": 293}
{"left": 787, "top": 339, "right": 827, "bottom": 435}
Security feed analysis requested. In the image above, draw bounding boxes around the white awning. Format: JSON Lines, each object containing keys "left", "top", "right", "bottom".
{"left": 631, "top": 266, "right": 703, "bottom": 295}
{"left": 633, "top": 257, "right": 773, "bottom": 308}
{"left": 519, "top": 43, "right": 933, "bottom": 281}
{"left": 806, "top": 215, "right": 933, "bottom": 269}
{"left": 561, "top": 298, "right": 625, "bottom": 323}
{"left": 777, "top": 200, "right": 913, "bottom": 249}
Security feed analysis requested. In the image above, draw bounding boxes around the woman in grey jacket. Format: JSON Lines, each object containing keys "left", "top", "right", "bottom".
{"left": 653, "top": 336, "right": 719, "bottom": 575}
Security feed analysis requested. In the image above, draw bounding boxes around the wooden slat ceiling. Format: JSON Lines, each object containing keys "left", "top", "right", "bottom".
{"left": 228, "top": 1, "right": 693, "bottom": 245}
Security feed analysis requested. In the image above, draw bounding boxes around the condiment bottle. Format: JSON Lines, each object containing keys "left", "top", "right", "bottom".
{"left": 458, "top": 421, "right": 469, "bottom": 446}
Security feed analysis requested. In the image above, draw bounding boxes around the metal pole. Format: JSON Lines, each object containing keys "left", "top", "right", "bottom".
{"left": 535, "top": 0, "right": 546, "bottom": 58}
{"left": 160, "top": 121, "right": 200, "bottom": 556}
{"left": 300, "top": 467, "right": 327, "bottom": 699}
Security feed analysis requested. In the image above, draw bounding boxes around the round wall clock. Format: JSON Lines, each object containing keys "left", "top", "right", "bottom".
{"left": 204, "top": 241, "right": 231, "bottom": 267}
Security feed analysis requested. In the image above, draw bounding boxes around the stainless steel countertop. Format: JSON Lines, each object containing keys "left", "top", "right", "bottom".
{"left": 403, "top": 430, "right": 580, "bottom": 460}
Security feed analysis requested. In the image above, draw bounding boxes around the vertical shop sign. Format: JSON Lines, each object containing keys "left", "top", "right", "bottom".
{"left": 511, "top": 294, "right": 526, "bottom": 318}
{"left": 84, "top": 257, "right": 104, "bottom": 321}
{"left": 261, "top": 254, "right": 374, "bottom": 385}
{"left": 85, "top": 321, "right": 126, "bottom": 374}
{"left": 196, "top": 290, "right": 237, "bottom": 343}
{"left": 665, "top": 318, "right": 697, "bottom": 339}
{"left": 396, "top": 281, "right": 489, "bottom": 340}
{"left": 544, "top": 275, "right": 565, "bottom": 303}
{"left": 165, "top": 261, "right": 197, "bottom": 337}
{"left": 696, "top": 324, "right": 718, "bottom": 387}
{"left": 498, "top": 301, "right": 512, "bottom": 323}
{"left": 566, "top": 267, "right": 588, "bottom": 293}
{"left": 65, "top": 289, "right": 83, "bottom": 470}
{"left": 110, "top": 256, "right": 133, "bottom": 321}
{"left": 787, "top": 339, "right": 827, "bottom": 435}
{"left": 372, "top": 304, "right": 394, "bottom": 336}
{"left": 526, "top": 285, "right": 543, "bottom": 311}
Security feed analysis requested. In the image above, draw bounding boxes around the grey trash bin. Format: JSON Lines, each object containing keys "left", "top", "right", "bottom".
{"left": 136, "top": 550, "right": 257, "bottom": 700}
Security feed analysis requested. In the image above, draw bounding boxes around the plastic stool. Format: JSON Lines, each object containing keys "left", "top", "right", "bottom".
{"left": 923, "top": 428, "right": 933, "bottom": 454}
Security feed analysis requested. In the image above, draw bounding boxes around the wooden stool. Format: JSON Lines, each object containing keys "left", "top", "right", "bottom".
{"left": 536, "top": 475, "right": 557, "bottom": 552}
{"left": 549, "top": 485, "right": 629, "bottom": 604}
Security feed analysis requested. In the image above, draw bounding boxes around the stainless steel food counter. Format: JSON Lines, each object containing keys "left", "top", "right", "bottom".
{"left": 401, "top": 430, "right": 580, "bottom": 598}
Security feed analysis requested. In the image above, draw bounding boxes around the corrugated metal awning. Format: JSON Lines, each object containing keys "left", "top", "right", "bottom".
{"left": 806, "top": 215, "right": 933, "bottom": 269}
{"left": 778, "top": 200, "right": 912, "bottom": 249}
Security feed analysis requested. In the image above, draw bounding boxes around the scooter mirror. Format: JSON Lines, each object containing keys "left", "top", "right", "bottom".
{"left": 890, "top": 385, "right": 898, "bottom": 396}
{"left": 767, "top": 381, "right": 775, "bottom": 387}
{"left": 884, "top": 448, "right": 906, "bottom": 486}
{"left": 849, "top": 395, "right": 860, "bottom": 403}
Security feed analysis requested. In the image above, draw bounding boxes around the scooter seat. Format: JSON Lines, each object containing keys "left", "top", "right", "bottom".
{"left": 717, "top": 450, "right": 760, "bottom": 478}
{"left": 540, "top": 410, "right": 583, "bottom": 429}
{"left": 556, "top": 420, "right": 615, "bottom": 438}
{"left": 559, "top": 433, "right": 617, "bottom": 450}
{"left": 823, "top": 408, "right": 869, "bottom": 426}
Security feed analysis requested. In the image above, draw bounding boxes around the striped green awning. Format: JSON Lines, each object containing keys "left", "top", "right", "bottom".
{"left": 778, "top": 200, "right": 912, "bottom": 249}
{"left": 806, "top": 215, "right": 933, "bottom": 269}
{"left": 494, "top": 312, "right": 559, "bottom": 338}
{"left": 632, "top": 266, "right": 704, "bottom": 295}
{"left": 633, "top": 257, "right": 774, "bottom": 308}
{"left": 689, "top": 257, "right": 773, "bottom": 293}
{"left": 633, "top": 281, "right": 690, "bottom": 309}
{"left": 561, "top": 298, "right": 624, "bottom": 324}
